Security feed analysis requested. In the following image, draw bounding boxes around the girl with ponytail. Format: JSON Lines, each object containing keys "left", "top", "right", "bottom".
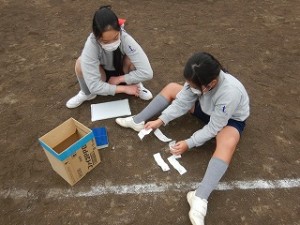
{"left": 116, "top": 52, "right": 250, "bottom": 225}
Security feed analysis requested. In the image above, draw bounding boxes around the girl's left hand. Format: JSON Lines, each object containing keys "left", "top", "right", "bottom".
{"left": 170, "top": 140, "right": 189, "bottom": 155}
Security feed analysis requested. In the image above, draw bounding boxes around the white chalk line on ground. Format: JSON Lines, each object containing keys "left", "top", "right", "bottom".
{"left": 1, "top": 178, "right": 299, "bottom": 199}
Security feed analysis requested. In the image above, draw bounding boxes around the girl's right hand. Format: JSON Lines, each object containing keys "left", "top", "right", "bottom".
{"left": 116, "top": 85, "right": 139, "bottom": 96}
{"left": 144, "top": 119, "right": 164, "bottom": 130}
{"left": 125, "top": 84, "right": 139, "bottom": 96}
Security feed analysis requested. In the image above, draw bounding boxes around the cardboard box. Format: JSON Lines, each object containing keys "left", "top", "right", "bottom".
{"left": 39, "top": 118, "right": 101, "bottom": 186}
{"left": 92, "top": 127, "right": 109, "bottom": 149}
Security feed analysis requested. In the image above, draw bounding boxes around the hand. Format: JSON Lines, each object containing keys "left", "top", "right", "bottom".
{"left": 108, "top": 76, "right": 124, "bottom": 85}
{"left": 108, "top": 77, "right": 121, "bottom": 85}
{"left": 170, "top": 140, "right": 188, "bottom": 155}
{"left": 144, "top": 119, "right": 164, "bottom": 130}
{"left": 122, "top": 84, "right": 139, "bottom": 96}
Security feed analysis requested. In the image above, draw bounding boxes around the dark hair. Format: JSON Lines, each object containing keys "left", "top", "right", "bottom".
{"left": 92, "top": 5, "right": 123, "bottom": 75}
{"left": 92, "top": 5, "right": 120, "bottom": 39}
{"left": 183, "top": 52, "right": 226, "bottom": 89}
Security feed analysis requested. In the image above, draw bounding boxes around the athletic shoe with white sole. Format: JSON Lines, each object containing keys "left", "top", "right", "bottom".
{"left": 187, "top": 191, "right": 208, "bottom": 225}
{"left": 66, "top": 91, "right": 97, "bottom": 109}
{"left": 115, "top": 116, "right": 145, "bottom": 132}
{"left": 138, "top": 83, "right": 153, "bottom": 100}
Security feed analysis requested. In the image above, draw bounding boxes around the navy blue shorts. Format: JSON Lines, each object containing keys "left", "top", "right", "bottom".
{"left": 192, "top": 100, "right": 246, "bottom": 135}
{"left": 104, "top": 70, "right": 120, "bottom": 82}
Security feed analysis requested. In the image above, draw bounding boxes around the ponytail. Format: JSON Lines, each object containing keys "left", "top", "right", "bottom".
{"left": 184, "top": 52, "right": 226, "bottom": 88}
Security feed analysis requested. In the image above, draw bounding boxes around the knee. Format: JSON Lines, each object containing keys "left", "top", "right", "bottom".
{"left": 164, "top": 82, "right": 182, "bottom": 92}
{"left": 75, "top": 57, "right": 83, "bottom": 77}
{"left": 160, "top": 82, "right": 182, "bottom": 101}
{"left": 122, "top": 56, "right": 135, "bottom": 74}
{"left": 215, "top": 127, "right": 240, "bottom": 153}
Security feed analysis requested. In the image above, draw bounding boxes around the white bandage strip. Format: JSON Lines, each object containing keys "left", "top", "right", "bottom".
{"left": 154, "top": 129, "right": 172, "bottom": 142}
{"left": 153, "top": 153, "right": 170, "bottom": 172}
{"left": 167, "top": 155, "right": 187, "bottom": 175}
{"left": 138, "top": 128, "right": 153, "bottom": 140}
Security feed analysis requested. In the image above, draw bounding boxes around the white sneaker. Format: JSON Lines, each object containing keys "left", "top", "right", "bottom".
{"left": 138, "top": 83, "right": 153, "bottom": 100}
{"left": 115, "top": 116, "right": 144, "bottom": 132}
{"left": 66, "top": 91, "right": 97, "bottom": 109}
{"left": 187, "top": 191, "right": 208, "bottom": 225}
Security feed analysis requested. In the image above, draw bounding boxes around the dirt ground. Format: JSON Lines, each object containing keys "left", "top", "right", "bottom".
{"left": 0, "top": 0, "right": 299, "bottom": 224}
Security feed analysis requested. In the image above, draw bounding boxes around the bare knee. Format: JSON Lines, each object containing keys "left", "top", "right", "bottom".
{"left": 160, "top": 82, "right": 183, "bottom": 101}
{"left": 214, "top": 126, "right": 240, "bottom": 163}
{"left": 123, "top": 55, "right": 135, "bottom": 74}
{"left": 75, "top": 57, "right": 83, "bottom": 78}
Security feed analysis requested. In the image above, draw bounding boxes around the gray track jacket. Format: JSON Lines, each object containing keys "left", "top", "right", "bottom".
{"left": 80, "top": 30, "right": 153, "bottom": 96}
{"left": 159, "top": 71, "right": 250, "bottom": 149}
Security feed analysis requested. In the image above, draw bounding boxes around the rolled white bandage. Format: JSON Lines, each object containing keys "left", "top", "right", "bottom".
{"left": 154, "top": 129, "right": 172, "bottom": 142}
{"left": 153, "top": 153, "right": 170, "bottom": 172}
{"left": 169, "top": 141, "right": 181, "bottom": 158}
{"left": 167, "top": 155, "right": 187, "bottom": 175}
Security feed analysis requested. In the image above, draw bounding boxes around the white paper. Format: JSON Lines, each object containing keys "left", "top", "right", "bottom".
{"left": 154, "top": 129, "right": 172, "bottom": 142}
{"left": 138, "top": 128, "right": 153, "bottom": 140}
{"left": 91, "top": 99, "right": 131, "bottom": 121}
{"left": 153, "top": 153, "right": 170, "bottom": 172}
{"left": 167, "top": 155, "right": 187, "bottom": 175}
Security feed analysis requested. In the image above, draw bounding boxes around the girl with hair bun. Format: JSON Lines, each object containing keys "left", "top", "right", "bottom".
{"left": 66, "top": 5, "right": 153, "bottom": 108}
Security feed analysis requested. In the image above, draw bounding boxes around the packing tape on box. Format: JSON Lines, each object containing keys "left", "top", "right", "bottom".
{"left": 153, "top": 153, "right": 170, "bottom": 172}
{"left": 167, "top": 155, "right": 187, "bottom": 175}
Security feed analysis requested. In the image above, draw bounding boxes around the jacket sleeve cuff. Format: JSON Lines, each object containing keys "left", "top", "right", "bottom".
{"left": 186, "top": 138, "right": 196, "bottom": 149}
{"left": 109, "top": 85, "right": 117, "bottom": 96}
{"left": 158, "top": 115, "right": 169, "bottom": 126}
{"left": 124, "top": 74, "right": 131, "bottom": 84}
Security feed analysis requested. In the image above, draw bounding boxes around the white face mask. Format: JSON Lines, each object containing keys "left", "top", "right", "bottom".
{"left": 100, "top": 39, "right": 121, "bottom": 52}
{"left": 190, "top": 87, "right": 202, "bottom": 95}
{"left": 190, "top": 86, "right": 212, "bottom": 95}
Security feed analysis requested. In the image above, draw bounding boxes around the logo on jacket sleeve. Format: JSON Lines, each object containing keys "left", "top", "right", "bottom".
{"left": 128, "top": 45, "right": 136, "bottom": 53}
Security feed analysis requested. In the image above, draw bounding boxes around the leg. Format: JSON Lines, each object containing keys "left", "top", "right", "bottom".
{"left": 196, "top": 126, "right": 240, "bottom": 199}
{"left": 115, "top": 83, "right": 183, "bottom": 131}
{"left": 159, "top": 82, "right": 183, "bottom": 101}
{"left": 122, "top": 55, "right": 135, "bottom": 73}
{"left": 187, "top": 126, "right": 240, "bottom": 225}
{"left": 76, "top": 56, "right": 107, "bottom": 82}
{"left": 213, "top": 126, "right": 240, "bottom": 163}
{"left": 134, "top": 82, "right": 183, "bottom": 123}
{"left": 75, "top": 57, "right": 91, "bottom": 95}
{"left": 99, "top": 65, "right": 107, "bottom": 81}
{"left": 66, "top": 57, "right": 97, "bottom": 108}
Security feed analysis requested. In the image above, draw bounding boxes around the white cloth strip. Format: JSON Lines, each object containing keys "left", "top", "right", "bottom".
{"left": 154, "top": 129, "right": 172, "bottom": 142}
{"left": 138, "top": 128, "right": 153, "bottom": 140}
{"left": 153, "top": 153, "right": 170, "bottom": 172}
{"left": 167, "top": 155, "right": 187, "bottom": 175}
